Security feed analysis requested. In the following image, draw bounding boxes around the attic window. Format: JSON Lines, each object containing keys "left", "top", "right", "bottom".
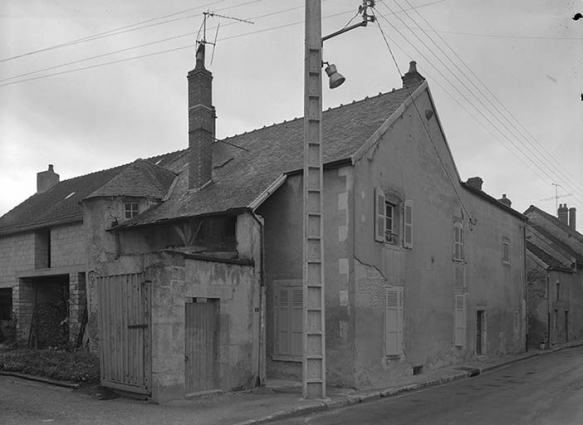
{"left": 64, "top": 192, "right": 76, "bottom": 200}
{"left": 124, "top": 202, "right": 139, "bottom": 219}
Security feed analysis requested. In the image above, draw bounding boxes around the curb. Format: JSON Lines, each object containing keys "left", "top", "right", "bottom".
{"left": 0, "top": 371, "right": 80, "bottom": 389}
{"left": 234, "top": 344, "right": 583, "bottom": 425}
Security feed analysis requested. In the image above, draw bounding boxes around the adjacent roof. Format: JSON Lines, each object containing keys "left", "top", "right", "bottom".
{"left": 116, "top": 87, "right": 414, "bottom": 229}
{"left": 460, "top": 182, "right": 526, "bottom": 221}
{"left": 0, "top": 151, "right": 183, "bottom": 236}
{"left": 524, "top": 205, "right": 583, "bottom": 245}
{"left": 529, "top": 223, "right": 583, "bottom": 266}
{"left": 526, "top": 240, "right": 572, "bottom": 271}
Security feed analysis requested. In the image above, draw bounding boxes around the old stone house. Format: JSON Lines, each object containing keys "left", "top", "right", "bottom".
{"left": 524, "top": 204, "right": 583, "bottom": 348}
{"left": 0, "top": 45, "right": 528, "bottom": 401}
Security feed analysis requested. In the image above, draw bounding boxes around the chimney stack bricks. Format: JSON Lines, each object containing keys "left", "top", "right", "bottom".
{"left": 37, "top": 164, "right": 60, "bottom": 193}
{"left": 558, "top": 203, "right": 569, "bottom": 226}
{"left": 187, "top": 43, "right": 216, "bottom": 191}
{"left": 401, "top": 61, "right": 426, "bottom": 88}
{"left": 466, "top": 177, "right": 483, "bottom": 191}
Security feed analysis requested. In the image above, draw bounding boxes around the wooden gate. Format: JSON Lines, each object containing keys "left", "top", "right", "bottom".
{"left": 185, "top": 298, "right": 219, "bottom": 394}
{"left": 96, "top": 273, "right": 151, "bottom": 395}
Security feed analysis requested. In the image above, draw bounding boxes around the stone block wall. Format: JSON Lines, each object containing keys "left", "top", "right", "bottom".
{"left": 51, "top": 224, "right": 86, "bottom": 268}
{"left": 0, "top": 233, "right": 36, "bottom": 288}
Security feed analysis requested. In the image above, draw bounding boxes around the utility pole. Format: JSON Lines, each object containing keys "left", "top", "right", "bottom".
{"left": 303, "top": 0, "right": 326, "bottom": 400}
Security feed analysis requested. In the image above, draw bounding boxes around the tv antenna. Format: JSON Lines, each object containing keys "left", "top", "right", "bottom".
{"left": 539, "top": 183, "right": 572, "bottom": 211}
{"left": 197, "top": 11, "right": 254, "bottom": 64}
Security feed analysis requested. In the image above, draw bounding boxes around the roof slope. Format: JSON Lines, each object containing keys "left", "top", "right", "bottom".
{"left": 119, "top": 87, "right": 413, "bottom": 228}
{"left": 526, "top": 240, "right": 572, "bottom": 271}
{"left": 86, "top": 159, "right": 177, "bottom": 199}
{"left": 529, "top": 223, "right": 583, "bottom": 265}
{"left": 524, "top": 205, "right": 583, "bottom": 244}
{"left": 0, "top": 151, "right": 184, "bottom": 236}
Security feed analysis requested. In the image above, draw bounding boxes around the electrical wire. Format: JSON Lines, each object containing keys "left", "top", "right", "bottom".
{"left": 374, "top": 3, "right": 583, "bottom": 206}
{"left": 395, "top": 0, "right": 583, "bottom": 196}
{"left": 387, "top": 0, "right": 583, "bottom": 203}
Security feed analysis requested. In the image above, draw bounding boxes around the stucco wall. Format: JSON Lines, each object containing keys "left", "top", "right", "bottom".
{"left": 526, "top": 255, "right": 548, "bottom": 347}
{"left": 351, "top": 88, "right": 526, "bottom": 389}
{"left": 258, "top": 166, "right": 355, "bottom": 386}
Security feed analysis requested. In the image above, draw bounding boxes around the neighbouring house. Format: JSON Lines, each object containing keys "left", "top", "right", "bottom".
{"left": 524, "top": 204, "right": 583, "bottom": 348}
{"left": 0, "top": 45, "right": 528, "bottom": 402}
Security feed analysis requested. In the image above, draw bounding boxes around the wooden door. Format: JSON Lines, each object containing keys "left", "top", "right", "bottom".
{"left": 185, "top": 298, "right": 219, "bottom": 394}
{"left": 96, "top": 273, "right": 151, "bottom": 395}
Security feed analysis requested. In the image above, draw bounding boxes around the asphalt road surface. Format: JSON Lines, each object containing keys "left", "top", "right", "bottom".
{"left": 274, "top": 346, "right": 583, "bottom": 425}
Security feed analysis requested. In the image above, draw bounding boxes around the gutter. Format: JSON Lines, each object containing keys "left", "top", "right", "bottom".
{"left": 247, "top": 174, "right": 287, "bottom": 211}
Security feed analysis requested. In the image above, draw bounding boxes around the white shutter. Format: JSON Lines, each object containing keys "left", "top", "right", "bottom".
{"left": 375, "top": 187, "right": 386, "bottom": 242}
{"left": 276, "top": 288, "right": 290, "bottom": 354}
{"left": 385, "top": 287, "right": 404, "bottom": 356}
{"left": 290, "top": 288, "right": 303, "bottom": 356}
{"left": 403, "top": 200, "right": 414, "bottom": 248}
{"left": 454, "top": 225, "right": 463, "bottom": 260}
{"left": 454, "top": 293, "right": 466, "bottom": 347}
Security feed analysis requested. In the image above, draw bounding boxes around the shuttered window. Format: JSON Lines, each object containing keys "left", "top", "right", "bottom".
{"left": 453, "top": 223, "right": 464, "bottom": 261}
{"left": 403, "top": 200, "right": 413, "bottom": 249}
{"left": 502, "top": 239, "right": 510, "bottom": 264}
{"left": 454, "top": 293, "right": 466, "bottom": 347}
{"left": 385, "top": 287, "right": 404, "bottom": 356}
{"left": 375, "top": 187, "right": 386, "bottom": 242}
{"left": 275, "top": 285, "right": 303, "bottom": 357}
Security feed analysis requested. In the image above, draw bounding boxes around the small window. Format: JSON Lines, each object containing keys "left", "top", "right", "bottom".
{"left": 556, "top": 282, "right": 560, "bottom": 301}
{"left": 453, "top": 223, "right": 464, "bottom": 261}
{"left": 502, "top": 239, "right": 510, "bottom": 264}
{"left": 124, "top": 202, "right": 139, "bottom": 220}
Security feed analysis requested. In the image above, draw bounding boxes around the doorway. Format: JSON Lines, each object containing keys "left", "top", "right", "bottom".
{"left": 476, "top": 310, "right": 486, "bottom": 355}
{"left": 185, "top": 298, "right": 219, "bottom": 395}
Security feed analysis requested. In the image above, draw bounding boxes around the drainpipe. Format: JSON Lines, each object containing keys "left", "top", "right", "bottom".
{"left": 523, "top": 223, "right": 528, "bottom": 352}
{"left": 251, "top": 212, "right": 266, "bottom": 386}
{"left": 547, "top": 274, "right": 551, "bottom": 348}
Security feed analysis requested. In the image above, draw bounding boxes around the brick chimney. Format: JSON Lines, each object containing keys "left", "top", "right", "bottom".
{"left": 558, "top": 204, "right": 569, "bottom": 225}
{"left": 37, "top": 164, "right": 60, "bottom": 193}
{"left": 466, "top": 177, "right": 483, "bottom": 191}
{"left": 497, "top": 194, "right": 512, "bottom": 208}
{"left": 569, "top": 207, "right": 576, "bottom": 230}
{"left": 187, "top": 43, "right": 215, "bottom": 191}
{"left": 401, "top": 61, "right": 425, "bottom": 88}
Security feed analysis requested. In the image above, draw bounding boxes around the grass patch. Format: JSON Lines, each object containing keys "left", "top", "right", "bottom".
{"left": 0, "top": 349, "right": 100, "bottom": 384}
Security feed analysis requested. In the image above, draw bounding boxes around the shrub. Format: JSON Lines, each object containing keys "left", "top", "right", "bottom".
{"left": 0, "top": 349, "right": 100, "bottom": 383}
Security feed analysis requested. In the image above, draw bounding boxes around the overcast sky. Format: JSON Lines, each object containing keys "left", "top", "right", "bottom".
{"left": 1, "top": 0, "right": 582, "bottom": 230}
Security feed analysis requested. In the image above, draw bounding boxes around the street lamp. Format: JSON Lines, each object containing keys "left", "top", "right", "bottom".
{"left": 302, "top": 0, "right": 374, "bottom": 400}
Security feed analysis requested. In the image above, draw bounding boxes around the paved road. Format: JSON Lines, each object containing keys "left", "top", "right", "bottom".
{"left": 274, "top": 346, "right": 583, "bottom": 425}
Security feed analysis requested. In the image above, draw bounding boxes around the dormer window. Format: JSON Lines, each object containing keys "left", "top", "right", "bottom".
{"left": 124, "top": 202, "right": 139, "bottom": 220}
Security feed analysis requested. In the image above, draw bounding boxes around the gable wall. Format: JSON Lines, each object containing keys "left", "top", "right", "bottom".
{"left": 351, "top": 88, "right": 526, "bottom": 389}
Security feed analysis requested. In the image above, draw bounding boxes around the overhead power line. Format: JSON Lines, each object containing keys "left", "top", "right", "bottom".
{"left": 373, "top": 1, "right": 583, "bottom": 206}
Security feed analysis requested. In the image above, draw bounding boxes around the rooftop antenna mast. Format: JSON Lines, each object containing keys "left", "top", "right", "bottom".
{"left": 198, "top": 11, "right": 254, "bottom": 63}
{"left": 539, "top": 183, "right": 572, "bottom": 211}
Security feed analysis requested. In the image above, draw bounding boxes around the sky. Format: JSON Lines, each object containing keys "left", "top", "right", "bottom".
{"left": 1, "top": 0, "right": 582, "bottom": 230}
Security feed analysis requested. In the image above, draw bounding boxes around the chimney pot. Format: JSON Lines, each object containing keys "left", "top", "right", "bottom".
{"left": 37, "top": 164, "right": 60, "bottom": 193}
{"left": 466, "top": 177, "right": 483, "bottom": 191}
{"left": 558, "top": 204, "right": 569, "bottom": 225}
{"left": 498, "top": 194, "right": 512, "bottom": 208}
{"left": 401, "top": 60, "right": 425, "bottom": 88}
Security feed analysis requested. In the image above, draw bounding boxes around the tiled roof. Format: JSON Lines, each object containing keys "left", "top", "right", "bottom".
{"left": 526, "top": 240, "right": 571, "bottom": 271}
{"left": 524, "top": 205, "right": 583, "bottom": 244}
{"left": 86, "top": 159, "right": 177, "bottom": 199}
{"left": 529, "top": 224, "right": 583, "bottom": 265}
{"left": 117, "top": 88, "right": 414, "bottom": 228}
{"left": 0, "top": 151, "right": 184, "bottom": 236}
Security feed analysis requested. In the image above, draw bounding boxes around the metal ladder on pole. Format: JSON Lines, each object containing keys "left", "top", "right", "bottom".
{"left": 303, "top": 0, "right": 326, "bottom": 400}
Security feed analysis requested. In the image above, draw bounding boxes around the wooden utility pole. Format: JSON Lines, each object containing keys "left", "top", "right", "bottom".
{"left": 303, "top": 0, "right": 326, "bottom": 399}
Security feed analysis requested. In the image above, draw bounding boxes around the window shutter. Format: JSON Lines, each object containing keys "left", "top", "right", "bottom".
{"left": 290, "top": 288, "right": 303, "bottom": 356}
{"left": 277, "top": 288, "right": 290, "bottom": 354}
{"left": 385, "top": 287, "right": 404, "bottom": 356}
{"left": 403, "top": 200, "right": 414, "bottom": 248}
{"left": 375, "top": 187, "right": 386, "bottom": 242}
{"left": 454, "top": 225, "right": 463, "bottom": 260}
{"left": 454, "top": 293, "right": 466, "bottom": 347}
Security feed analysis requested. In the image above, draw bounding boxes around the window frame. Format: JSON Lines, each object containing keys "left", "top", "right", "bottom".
{"left": 453, "top": 222, "right": 464, "bottom": 262}
{"left": 385, "top": 286, "right": 404, "bottom": 357}
{"left": 124, "top": 202, "right": 140, "bottom": 220}
{"left": 502, "top": 238, "right": 510, "bottom": 265}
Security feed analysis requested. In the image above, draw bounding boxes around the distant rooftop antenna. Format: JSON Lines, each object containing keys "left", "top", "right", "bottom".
{"left": 539, "top": 183, "right": 572, "bottom": 211}
{"left": 197, "top": 11, "right": 254, "bottom": 63}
